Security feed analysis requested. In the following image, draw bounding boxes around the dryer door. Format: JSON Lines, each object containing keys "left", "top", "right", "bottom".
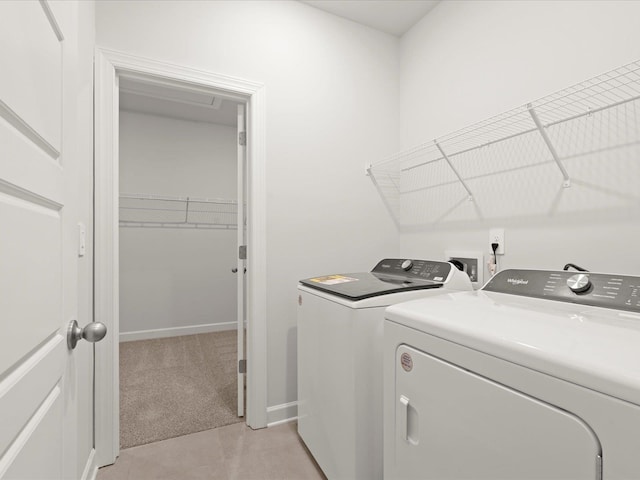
{"left": 392, "top": 345, "right": 602, "bottom": 480}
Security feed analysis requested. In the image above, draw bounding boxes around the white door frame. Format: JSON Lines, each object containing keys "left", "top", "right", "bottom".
{"left": 94, "top": 48, "right": 268, "bottom": 466}
{"left": 236, "top": 104, "right": 246, "bottom": 417}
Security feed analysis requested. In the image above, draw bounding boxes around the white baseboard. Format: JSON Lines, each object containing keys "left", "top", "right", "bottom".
{"left": 267, "top": 401, "right": 298, "bottom": 427}
{"left": 120, "top": 322, "right": 236, "bottom": 342}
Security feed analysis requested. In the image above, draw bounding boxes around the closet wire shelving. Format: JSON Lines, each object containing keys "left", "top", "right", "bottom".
{"left": 119, "top": 193, "right": 239, "bottom": 229}
{"left": 369, "top": 60, "right": 640, "bottom": 228}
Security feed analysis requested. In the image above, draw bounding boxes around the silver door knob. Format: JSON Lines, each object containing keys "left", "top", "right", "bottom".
{"left": 67, "top": 320, "right": 107, "bottom": 350}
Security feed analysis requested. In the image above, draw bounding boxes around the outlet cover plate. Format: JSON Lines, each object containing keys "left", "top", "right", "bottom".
{"left": 489, "top": 228, "right": 505, "bottom": 255}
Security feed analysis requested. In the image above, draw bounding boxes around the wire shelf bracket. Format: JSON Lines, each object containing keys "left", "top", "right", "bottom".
{"left": 527, "top": 104, "right": 571, "bottom": 188}
{"left": 434, "top": 140, "right": 475, "bottom": 202}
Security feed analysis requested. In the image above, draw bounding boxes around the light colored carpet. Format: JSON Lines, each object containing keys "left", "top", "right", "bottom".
{"left": 119, "top": 331, "right": 243, "bottom": 448}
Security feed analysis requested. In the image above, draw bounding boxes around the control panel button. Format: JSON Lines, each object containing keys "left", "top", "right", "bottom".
{"left": 401, "top": 259, "right": 413, "bottom": 271}
{"left": 567, "top": 273, "right": 592, "bottom": 294}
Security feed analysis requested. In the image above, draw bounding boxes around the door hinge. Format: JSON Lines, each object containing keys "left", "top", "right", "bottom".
{"left": 239, "top": 245, "right": 247, "bottom": 260}
{"left": 239, "top": 359, "right": 247, "bottom": 374}
{"left": 238, "top": 131, "right": 246, "bottom": 146}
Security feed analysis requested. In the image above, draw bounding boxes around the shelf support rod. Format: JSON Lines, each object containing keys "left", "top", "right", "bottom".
{"left": 434, "top": 140, "right": 474, "bottom": 202}
{"left": 185, "top": 197, "right": 190, "bottom": 223}
{"left": 366, "top": 167, "right": 401, "bottom": 229}
{"left": 527, "top": 104, "right": 571, "bottom": 188}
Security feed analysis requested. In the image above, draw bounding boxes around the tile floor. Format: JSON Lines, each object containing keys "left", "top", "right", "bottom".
{"left": 97, "top": 421, "right": 326, "bottom": 480}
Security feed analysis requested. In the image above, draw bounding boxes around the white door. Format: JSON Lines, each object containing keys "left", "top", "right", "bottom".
{"left": 236, "top": 104, "right": 247, "bottom": 417}
{"left": 0, "top": 1, "right": 95, "bottom": 478}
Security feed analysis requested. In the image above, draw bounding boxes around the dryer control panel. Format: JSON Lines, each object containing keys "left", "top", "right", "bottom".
{"left": 484, "top": 269, "right": 640, "bottom": 313}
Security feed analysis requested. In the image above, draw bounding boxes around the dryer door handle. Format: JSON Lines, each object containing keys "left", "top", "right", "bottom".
{"left": 399, "top": 395, "right": 419, "bottom": 446}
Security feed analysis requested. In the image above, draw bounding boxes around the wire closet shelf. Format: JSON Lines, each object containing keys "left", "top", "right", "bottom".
{"left": 369, "top": 60, "right": 640, "bottom": 228}
{"left": 119, "top": 193, "right": 239, "bottom": 229}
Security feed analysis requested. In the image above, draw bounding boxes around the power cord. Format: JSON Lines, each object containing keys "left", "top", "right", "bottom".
{"left": 563, "top": 263, "right": 588, "bottom": 272}
{"left": 488, "top": 242, "right": 499, "bottom": 276}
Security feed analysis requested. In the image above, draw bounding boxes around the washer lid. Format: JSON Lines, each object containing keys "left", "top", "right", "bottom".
{"left": 299, "top": 259, "right": 453, "bottom": 301}
{"left": 299, "top": 272, "right": 443, "bottom": 301}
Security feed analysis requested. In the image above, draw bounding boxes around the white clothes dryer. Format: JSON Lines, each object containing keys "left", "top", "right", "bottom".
{"left": 384, "top": 268, "right": 640, "bottom": 479}
{"left": 297, "top": 259, "right": 472, "bottom": 480}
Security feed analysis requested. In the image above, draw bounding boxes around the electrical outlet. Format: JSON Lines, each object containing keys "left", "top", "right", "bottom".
{"left": 489, "top": 228, "right": 505, "bottom": 255}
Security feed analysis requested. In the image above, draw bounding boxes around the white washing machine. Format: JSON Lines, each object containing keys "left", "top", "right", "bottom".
{"left": 384, "top": 268, "right": 640, "bottom": 479}
{"left": 297, "top": 259, "right": 472, "bottom": 480}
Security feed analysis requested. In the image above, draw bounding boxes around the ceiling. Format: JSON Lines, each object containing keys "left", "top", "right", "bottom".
{"left": 301, "top": 0, "right": 439, "bottom": 37}
{"left": 119, "top": 76, "right": 239, "bottom": 126}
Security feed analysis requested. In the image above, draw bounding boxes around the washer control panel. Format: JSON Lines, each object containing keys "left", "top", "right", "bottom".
{"left": 372, "top": 259, "right": 452, "bottom": 282}
{"left": 483, "top": 269, "right": 640, "bottom": 312}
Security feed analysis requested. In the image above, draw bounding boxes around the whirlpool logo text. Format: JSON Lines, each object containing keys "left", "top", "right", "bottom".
{"left": 507, "top": 278, "right": 529, "bottom": 286}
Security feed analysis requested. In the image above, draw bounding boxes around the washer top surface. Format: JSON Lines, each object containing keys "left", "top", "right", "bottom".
{"left": 299, "top": 259, "right": 452, "bottom": 301}
{"left": 385, "top": 269, "right": 640, "bottom": 407}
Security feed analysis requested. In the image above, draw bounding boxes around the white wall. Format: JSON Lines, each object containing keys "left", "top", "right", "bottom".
{"left": 119, "top": 111, "right": 238, "bottom": 338}
{"left": 399, "top": 0, "right": 640, "bottom": 276}
{"left": 97, "top": 1, "right": 400, "bottom": 414}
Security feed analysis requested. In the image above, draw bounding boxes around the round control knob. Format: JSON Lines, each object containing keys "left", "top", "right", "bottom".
{"left": 401, "top": 259, "right": 413, "bottom": 271}
{"left": 567, "top": 273, "right": 591, "bottom": 294}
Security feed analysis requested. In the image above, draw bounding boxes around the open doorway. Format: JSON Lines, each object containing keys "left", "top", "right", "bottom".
{"left": 94, "top": 49, "right": 267, "bottom": 467}
{"left": 117, "top": 78, "right": 244, "bottom": 447}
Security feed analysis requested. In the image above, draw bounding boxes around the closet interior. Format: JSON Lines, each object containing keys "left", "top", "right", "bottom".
{"left": 118, "top": 77, "right": 244, "bottom": 448}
